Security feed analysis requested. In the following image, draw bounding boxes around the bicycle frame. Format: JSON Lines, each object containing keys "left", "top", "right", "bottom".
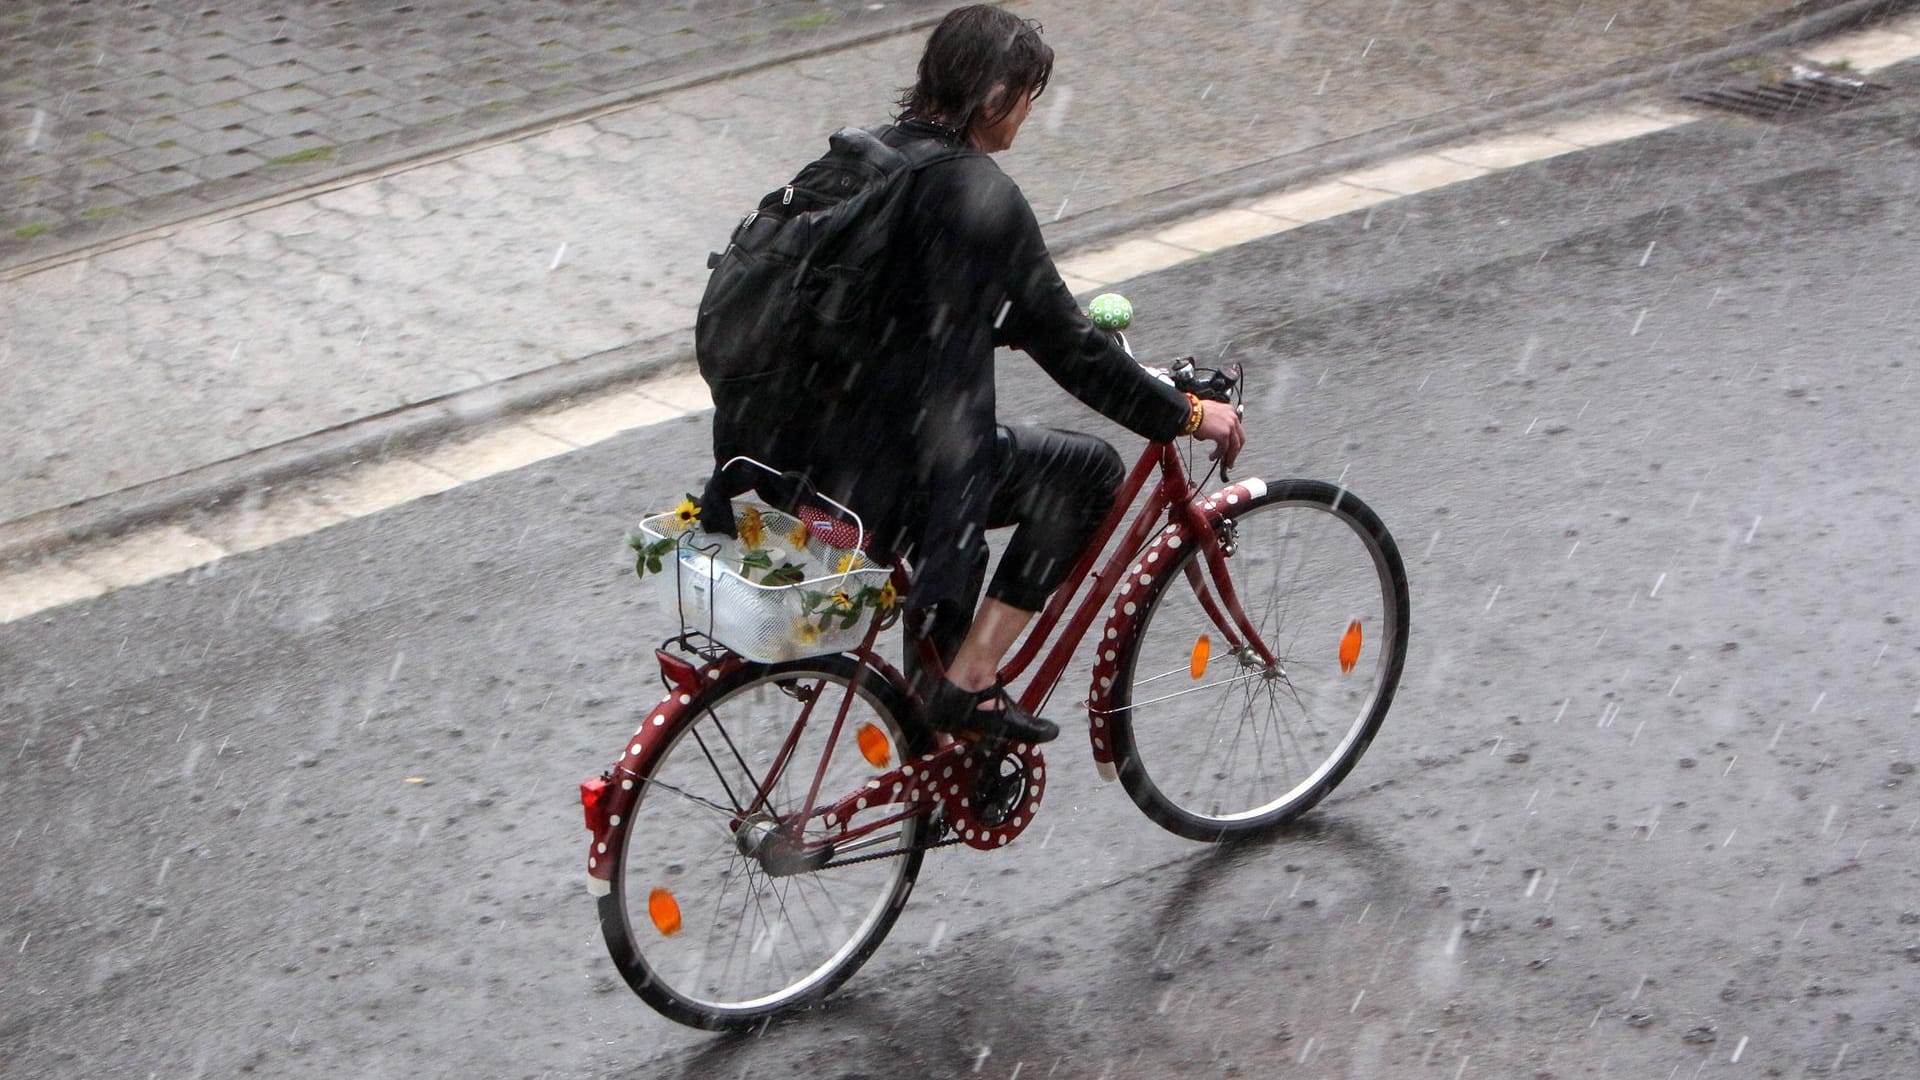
{"left": 817, "top": 432, "right": 1282, "bottom": 803}
{"left": 768, "top": 438, "right": 1277, "bottom": 849}
{"left": 999, "top": 440, "right": 1277, "bottom": 713}
{"left": 581, "top": 438, "right": 1277, "bottom": 889}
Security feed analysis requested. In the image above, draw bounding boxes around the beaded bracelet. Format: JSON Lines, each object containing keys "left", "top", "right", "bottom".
{"left": 1178, "top": 392, "right": 1205, "bottom": 437}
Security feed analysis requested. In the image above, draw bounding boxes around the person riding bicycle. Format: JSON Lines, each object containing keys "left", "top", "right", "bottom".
{"left": 733, "top": 6, "right": 1243, "bottom": 743}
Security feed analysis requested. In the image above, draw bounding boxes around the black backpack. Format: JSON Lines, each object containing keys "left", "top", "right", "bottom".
{"left": 694, "top": 126, "right": 967, "bottom": 533}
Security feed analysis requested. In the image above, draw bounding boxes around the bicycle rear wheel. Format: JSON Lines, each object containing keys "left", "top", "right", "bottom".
{"left": 598, "top": 656, "right": 930, "bottom": 1030}
{"left": 1109, "top": 480, "right": 1408, "bottom": 840}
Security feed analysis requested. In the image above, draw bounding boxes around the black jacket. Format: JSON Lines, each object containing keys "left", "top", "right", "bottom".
{"left": 729, "top": 120, "right": 1190, "bottom": 611}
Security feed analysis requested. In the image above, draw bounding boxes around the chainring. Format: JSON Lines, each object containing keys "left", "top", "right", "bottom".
{"left": 945, "top": 740, "right": 1047, "bottom": 850}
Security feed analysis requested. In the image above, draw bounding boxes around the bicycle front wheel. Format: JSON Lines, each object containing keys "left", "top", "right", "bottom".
{"left": 1109, "top": 480, "right": 1409, "bottom": 841}
{"left": 598, "top": 656, "right": 930, "bottom": 1030}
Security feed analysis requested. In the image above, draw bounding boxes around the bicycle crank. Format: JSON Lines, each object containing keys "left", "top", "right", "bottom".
{"left": 945, "top": 740, "right": 1047, "bottom": 850}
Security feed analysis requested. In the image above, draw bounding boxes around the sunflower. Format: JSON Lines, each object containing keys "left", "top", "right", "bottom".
{"left": 737, "top": 506, "right": 765, "bottom": 549}
{"left": 672, "top": 496, "right": 700, "bottom": 529}
{"left": 835, "top": 552, "right": 864, "bottom": 574}
{"left": 794, "top": 619, "right": 821, "bottom": 648}
{"left": 787, "top": 519, "right": 813, "bottom": 550}
{"left": 828, "top": 589, "right": 854, "bottom": 612}
{"left": 876, "top": 581, "right": 897, "bottom": 611}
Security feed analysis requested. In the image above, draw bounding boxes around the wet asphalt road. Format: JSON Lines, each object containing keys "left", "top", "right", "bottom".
{"left": 5, "top": 66, "right": 1920, "bottom": 1079}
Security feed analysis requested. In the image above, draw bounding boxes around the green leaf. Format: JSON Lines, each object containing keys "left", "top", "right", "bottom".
{"left": 761, "top": 564, "right": 806, "bottom": 587}
{"left": 737, "top": 549, "right": 773, "bottom": 573}
{"left": 645, "top": 555, "right": 663, "bottom": 575}
{"left": 624, "top": 529, "right": 648, "bottom": 552}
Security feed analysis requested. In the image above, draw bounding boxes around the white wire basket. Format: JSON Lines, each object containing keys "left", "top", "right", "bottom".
{"left": 637, "top": 501, "right": 893, "bottom": 663}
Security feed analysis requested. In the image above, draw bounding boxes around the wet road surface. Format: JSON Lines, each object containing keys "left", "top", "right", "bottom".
{"left": 5, "top": 62, "right": 1920, "bottom": 1080}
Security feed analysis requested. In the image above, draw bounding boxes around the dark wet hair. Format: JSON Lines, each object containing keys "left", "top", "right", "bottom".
{"left": 895, "top": 5, "right": 1053, "bottom": 135}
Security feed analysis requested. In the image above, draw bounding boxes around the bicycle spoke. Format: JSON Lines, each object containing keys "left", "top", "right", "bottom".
{"left": 1106, "top": 667, "right": 1268, "bottom": 710}
{"left": 1110, "top": 485, "right": 1406, "bottom": 838}
{"left": 692, "top": 722, "right": 752, "bottom": 816}
{"left": 706, "top": 859, "right": 751, "bottom": 994}
{"left": 605, "top": 658, "right": 927, "bottom": 1025}
{"left": 791, "top": 873, "right": 853, "bottom": 951}
{"left": 640, "top": 774, "right": 746, "bottom": 824}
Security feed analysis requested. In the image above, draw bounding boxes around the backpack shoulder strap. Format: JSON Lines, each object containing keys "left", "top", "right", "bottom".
{"left": 827, "top": 126, "right": 906, "bottom": 172}
{"left": 891, "top": 129, "right": 974, "bottom": 173}
{"left": 853, "top": 123, "right": 974, "bottom": 171}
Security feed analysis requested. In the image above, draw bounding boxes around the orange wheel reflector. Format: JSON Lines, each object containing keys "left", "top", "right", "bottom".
{"left": 1189, "top": 634, "right": 1211, "bottom": 680}
{"left": 648, "top": 888, "right": 682, "bottom": 937}
{"left": 1339, "top": 620, "right": 1363, "bottom": 674}
{"left": 856, "top": 723, "right": 891, "bottom": 768}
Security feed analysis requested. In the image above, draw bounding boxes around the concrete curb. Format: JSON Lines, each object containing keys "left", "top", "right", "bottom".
{"left": 0, "top": 1, "right": 956, "bottom": 283}
{"left": 1, "top": 0, "right": 1911, "bottom": 567}
{"left": 0, "top": 330, "right": 695, "bottom": 566}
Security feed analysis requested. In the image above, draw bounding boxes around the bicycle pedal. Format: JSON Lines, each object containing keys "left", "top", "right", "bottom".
{"left": 941, "top": 728, "right": 1005, "bottom": 749}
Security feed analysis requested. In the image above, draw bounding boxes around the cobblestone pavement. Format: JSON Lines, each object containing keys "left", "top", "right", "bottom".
{"left": 0, "top": 0, "right": 1861, "bottom": 541}
{"left": 0, "top": 0, "right": 945, "bottom": 268}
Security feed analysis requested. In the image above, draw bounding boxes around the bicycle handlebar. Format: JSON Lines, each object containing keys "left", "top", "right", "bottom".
{"left": 1161, "top": 357, "right": 1241, "bottom": 404}
{"left": 1092, "top": 293, "right": 1241, "bottom": 407}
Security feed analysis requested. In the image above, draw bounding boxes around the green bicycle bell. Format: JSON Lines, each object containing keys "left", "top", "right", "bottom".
{"left": 1088, "top": 293, "right": 1133, "bottom": 331}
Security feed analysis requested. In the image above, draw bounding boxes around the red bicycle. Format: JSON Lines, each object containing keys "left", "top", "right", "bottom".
{"left": 580, "top": 328, "right": 1409, "bottom": 1031}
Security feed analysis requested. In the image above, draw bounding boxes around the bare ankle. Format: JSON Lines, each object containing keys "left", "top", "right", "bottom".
{"left": 945, "top": 664, "right": 996, "bottom": 693}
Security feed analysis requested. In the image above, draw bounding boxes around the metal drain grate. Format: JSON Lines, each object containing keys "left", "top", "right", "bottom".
{"left": 1683, "top": 64, "right": 1894, "bottom": 119}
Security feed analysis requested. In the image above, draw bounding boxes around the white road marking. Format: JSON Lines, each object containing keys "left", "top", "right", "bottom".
{"left": 1436, "top": 132, "right": 1584, "bottom": 170}
{"left": 1248, "top": 179, "right": 1397, "bottom": 227}
{"left": 1339, "top": 153, "right": 1491, "bottom": 196}
{"left": 1055, "top": 237, "right": 1198, "bottom": 289}
{"left": 413, "top": 424, "right": 575, "bottom": 483}
{"left": 1154, "top": 208, "right": 1302, "bottom": 253}
{"left": 0, "top": 561, "right": 104, "bottom": 623}
{"left": 60, "top": 527, "right": 227, "bottom": 590}
{"left": 1803, "top": 12, "right": 1920, "bottom": 70}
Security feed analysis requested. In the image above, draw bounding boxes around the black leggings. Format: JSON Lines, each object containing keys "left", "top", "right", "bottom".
{"left": 982, "top": 425, "right": 1124, "bottom": 610}
{"left": 907, "top": 425, "right": 1122, "bottom": 673}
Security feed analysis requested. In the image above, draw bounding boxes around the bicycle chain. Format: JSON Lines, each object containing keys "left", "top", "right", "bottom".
{"left": 824, "top": 831, "right": 965, "bottom": 870}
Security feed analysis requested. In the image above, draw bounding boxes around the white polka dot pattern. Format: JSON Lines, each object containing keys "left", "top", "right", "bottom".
{"left": 584, "top": 656, "right": 747, "bottom": 889}
{"left": 1082, "top": 479, "right": 1266, "bottom": 772}
{"left": 942, "top": 739, "right": 1048, "bottom": 851}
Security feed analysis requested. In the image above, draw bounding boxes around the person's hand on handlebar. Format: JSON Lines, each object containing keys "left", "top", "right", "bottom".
{"left": 1193, "top": 400, "right": 1244, "bottom": 469}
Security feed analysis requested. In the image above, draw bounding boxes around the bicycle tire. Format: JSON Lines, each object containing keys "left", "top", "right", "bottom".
{"left": 1107, "top": 480, "right": 1409, "bottom": 841}
{"left": 597, "top": 655, "right": 931, "bottom": 1030}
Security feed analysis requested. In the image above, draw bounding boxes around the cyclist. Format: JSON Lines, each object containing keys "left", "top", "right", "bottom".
{"left": 752, "top": 6, "right": 1243, "bottom": 742}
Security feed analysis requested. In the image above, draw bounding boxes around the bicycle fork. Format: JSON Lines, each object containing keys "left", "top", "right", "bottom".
{"left": 1082, "top": 477, "right": 1275, "bottom": 780}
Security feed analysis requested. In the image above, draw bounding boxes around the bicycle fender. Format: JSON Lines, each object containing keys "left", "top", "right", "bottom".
{"left": 584, "top": 656, "right": 747, "bottom": 895}
{"left": 1084, "top": 477, "right": 1269, "bottom": 781}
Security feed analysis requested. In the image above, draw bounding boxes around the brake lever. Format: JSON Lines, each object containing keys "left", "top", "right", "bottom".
{"left": 1221, "top": 361, "right": 1244, "bottom": 483}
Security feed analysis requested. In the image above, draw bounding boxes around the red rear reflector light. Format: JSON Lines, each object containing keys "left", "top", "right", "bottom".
{"left": 581, "top": 776, "right": 609, "bottom": 832}
{"left": 656, "top": 649, "right": 700, "bottom": 692}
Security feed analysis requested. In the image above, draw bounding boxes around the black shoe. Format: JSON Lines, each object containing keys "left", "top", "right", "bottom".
{"left": 923, "top": 678, "right": 1060, "bottom": 744}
